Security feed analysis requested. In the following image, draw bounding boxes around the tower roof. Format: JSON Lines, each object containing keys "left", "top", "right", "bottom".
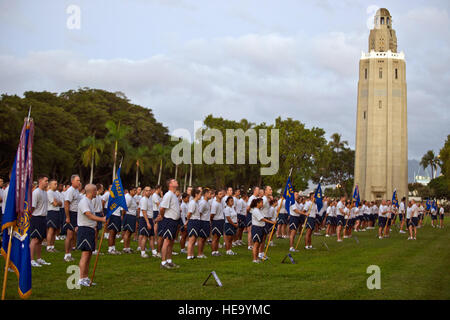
{"left": 376, "top": 8, "right": 391, "bottom": 17}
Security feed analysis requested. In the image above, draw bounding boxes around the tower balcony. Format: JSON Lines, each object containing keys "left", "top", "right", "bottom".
{"left": 361, "top": 50, "right": 405, "bottom": 60}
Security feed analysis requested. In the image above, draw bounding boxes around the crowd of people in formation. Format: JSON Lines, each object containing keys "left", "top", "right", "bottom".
{"left": 0, "top": 175, "right": 446, "bottom": 286}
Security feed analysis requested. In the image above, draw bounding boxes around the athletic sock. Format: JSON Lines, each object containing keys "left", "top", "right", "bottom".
{"left": 161, "top": 260, "right": 167, "bottom": 265}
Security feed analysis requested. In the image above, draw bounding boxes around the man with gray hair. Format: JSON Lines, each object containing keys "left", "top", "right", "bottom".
{"left": 77, "top": 184, "right": 106, "bottom": 286}
{"left": 64, "top": 174, "right": 81, "bottom": 262}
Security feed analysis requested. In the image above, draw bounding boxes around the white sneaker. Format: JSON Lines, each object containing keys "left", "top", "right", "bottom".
{"left": 37, "top": 258, "right": 51, "bottom": 265}
{"left": 172, "top": 251, "right": 179, "bottom": 255}
{"left": 289, "top": 247, "right": 299, "bottom": 252}
{"left": 64, "top": 255, "right": 74, "bottom": 262}
{"left": 187, "top": 256, "right": 195, "bottom": 260}
{"left": 31, "top": 260, "right": 42, "bottom": 267}
{"left": 141, "top": 253, "right": 149, "bottom": 258}
{"left": 378, "top": 236, "right": 383, "bottom": 239}
{"left": 120, "top": 239, "right": 124, "bottom": 243}
{"left": 197, "top": 254, "right": 207, "bottom": 259}
{"left": 325, "top": 234, "right": 330, "bottom": 238}
{"left": 180, "top": 248, "right": 187, "bottom": 254}
{"left": 247, "top": 246, "right": 253, "bottom": 250}
{"left": 253, "top": 259, "right": 261, "bottom": 263}
{"left": 337, "top": 239, "right": 343, "bottom": 242}
{"left": 226, "top": 250, "right": 237, "bottom": 255}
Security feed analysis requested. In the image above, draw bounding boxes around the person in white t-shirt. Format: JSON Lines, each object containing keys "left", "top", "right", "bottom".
{"left": 179, "top": 192, "right": 190, "bottom": 254}
{"left": 249, "top": 197, "right": 275, "bottom": 263}
{"left": 223, "top": 196, "right": 238, "bottom": 256}
{"left": 186, "top": 188, "right": 202, "bottom": 259}
{"left": 236, "top": 191, "right": 248, "bottom": 245}
{"left": 76, "top": 184, "right": 106, "bottom": 287}
{"left": 122, "top": 188, "right": 138, "bottom": 253}
{"left": 336, "top": 196, "right": 346, "bottom": 242}
{"left": 430, "top": 202, "right": 438, "bottom": 228}
{"left": 408, "top": 200, "right": 419, "bottom": 240}
{"left": 30, "top": 175, "right": 50, "bottom": 267}
{"left": 211, "top": 190, "right": 225, "bottom": 256}
{"left": 245, "top": 186, "right": 260, "bottom": 250}
{"left": 64, "top": 175, "right": 82, "bottom": 262}
{"left": 288, "top": 196, "right": 305, "bottom": 252}
{"left": 155, "top": 179, "right": 181, "bottom": 269}
{"left": 399, "top": 197, "right": 407, "bottom": 233}
{"left": 377, "top": 200, "right": 388, "bottom": 239}
{"left": 151, "top": 185, "right": 162, "bottom": 240}
{"left": 303, "top": 193, "right": 318, "bottom": 249}
{"left": 92, "top": 184, "right": 104, "bottom": 255}
{"left": 45, "top": 179, "right": 62, "bottom": 253}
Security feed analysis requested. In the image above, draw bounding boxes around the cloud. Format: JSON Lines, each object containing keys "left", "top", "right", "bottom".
{"left": 0, "top": 7, "right": 448, "bottom": 161}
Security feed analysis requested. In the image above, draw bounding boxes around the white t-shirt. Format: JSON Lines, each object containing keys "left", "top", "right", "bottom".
{"left": 47, "top": 189, "right": 60, "bottom": 212}
{"left": 1, "top": 186, "right": 8, "bottom": 213}
{"left": 304, "top": 200, "right": 318, "bottom": 218}
{"left": 199, "top": 199, "right": 211, "bottom": 221}
{"left": 431, "top": 208, "right": 437, "bottom": 216}
{"left": 251, "top": 208, "right": 265, "bottom": 227}
{"left": 234, "top": 197, "right": 242, "bottom": 214}
{"left": 93, "top": 195, "right": 103, "bottom": 213}
{"left": 326, "top": 206, "right": 333, "bottom": 217}
{"left": 65, "top": 186, "right": 80, "bottom": 212}
{"left": 399, "top": 202, "right": 405, "bottom": 214}
{"left": 139, "top": 196, "right": 149, "bottom": 218}
{"left": 151, "top": 193, "right": 161, "bottom": 212}
{"left": 160, "top": 190, "right": 180, "bottom": 220}
{"left": 411, "top": 204, "right": 419, "bottom": 218}
{"left": 439, "top": 207, "right": 444, "bottom": 215}
{"left": 261, "top": 196, "right": 271, "bottom": 218}
{"left": 180, "top": 201, "right": 188, "bottom": 224}
{"left": 378, "top": 205, "right": 388, "bottom": 217}
{"left": 278, "top": 198, "right": 287, "bottom": 214}
{"left": 211, "top": 198, "right": 224, "bottom": 221}
{"left": 239, "top": 198, "right": 247, "bottom": 215}
{"left": 336, "top": 201, "right": 345, "bottom": 216}
{"left": 77, "top": 196, "right": 96, "bottom": 229}
{"left": 32, "top": 188, "right": 48, "bottom": 216}
{"left": 224, "top": 205, "right": 238, "bottom": 224}
{"left": 406, "top": 206, "right": 412, "bottom": 219}
{"left": 187, "top": 199, "right": 200, "bottom": 220}
{"left": 247, "top": 195, "right": 257, "bottom": 209}
{"left": 125, "top": 193, "right": 137, "bottom": 216}
{"left": 344, "top": 207, "right": 350, "bottom": 219}
{"left": 290, "top": 202, "right": 303, "bottom": 217}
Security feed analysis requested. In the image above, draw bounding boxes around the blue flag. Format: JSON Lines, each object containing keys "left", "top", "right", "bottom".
{"left": 426, "top": 199, "right": 431, "bottom": 211}
{"left": 352, "top": 185, "right": 360, "bottom": 207}
{"left": 1, "top": 119, "right": 34, "bottom": 299}
{"left": 106, "top": 167, "right": 128, "bottom": 219}
{"left": 392, "top": 189, "right": 399, "bottom": 208}
{"left": 314, "top": 183, "right": 323, "bottom": 212}
{"left": 282, "top": 176, "right": 295, "bottom": 214}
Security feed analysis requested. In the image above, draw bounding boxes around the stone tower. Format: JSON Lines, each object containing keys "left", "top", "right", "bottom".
{"left": 354, "top": 8, "right": 408, "bottom": 201}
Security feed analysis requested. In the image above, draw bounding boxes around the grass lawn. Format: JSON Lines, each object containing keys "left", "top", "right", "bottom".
{"left": 1, "top": 218, "right": 449, "bottom": 300}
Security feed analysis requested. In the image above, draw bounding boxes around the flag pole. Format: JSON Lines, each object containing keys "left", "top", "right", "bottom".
{"left": 263, "top": 168, "right": 292, "bottom": 259}
{"left": 89, "top": 218, "right": 108, "bottom": 287}
{"left": 1, "top": 226, "right": 14, "bottom": 300}
{"left": 294, "top": 202, "right": 312, "bottom": 250}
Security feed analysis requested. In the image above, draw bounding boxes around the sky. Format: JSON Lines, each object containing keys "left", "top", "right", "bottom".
{"left": 0, "top": 0, "right": 449, "bottom": 160}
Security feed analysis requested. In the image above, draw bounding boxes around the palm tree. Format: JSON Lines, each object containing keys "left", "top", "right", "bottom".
{"left": 80, "top": 134, "right": 104, "bottom": 184}
{"left": 125, "top": 146, "right": 150, "bottom": 187}
{"left": 150, "top": 144, "right": 173, "bottom": 185}
{"left": 421, "top": 150, "right": 439, "bottom": 179}
{"left": 329, "top": 133, "right": 348, "bottom": 152}
{"left": 105, "top": 120, "right": 131, "bottom": 181}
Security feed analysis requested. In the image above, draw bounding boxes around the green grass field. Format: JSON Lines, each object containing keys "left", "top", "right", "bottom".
{"left": 2, "top": 219, "right": 449, "bottom": 300}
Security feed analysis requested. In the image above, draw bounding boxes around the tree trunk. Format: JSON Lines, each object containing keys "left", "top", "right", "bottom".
{"left": 189, "top": 163, "right": 193, "bottom": 187}
{"left": 135, "top": 162, "right": 139, "bottom": 187}
{"left": 112, "top": 140, "right": 118, "bottom": 181}
{"left": 158, "top": 158, "right": 162, "bottom": 185}
{"left": 90, "top": 155, "right": 94, "bottom": 184}
{"left": 183, "top": 169, "right": 187, "bottom": 192}
{"left": 174, "top": 164, "right": 178, "bottom": 180}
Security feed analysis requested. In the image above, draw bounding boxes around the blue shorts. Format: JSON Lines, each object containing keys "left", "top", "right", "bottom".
{"left": 200, "top": 220, "right": 210, "bottom": 238}
{"left": 431, "top": 215, "right": 437, "bottom": 220}
{"left": 224, "top": 223, "right": 237, "bottom": 236}
{"left": 138, "top": 217, "right": 154, "bottom": 236}
{"left": 46, "top": 210, "right": 60, "bottom": 229}
{"left": 277, "top": 213, "right": 288, "bottom": 225}
{"left": 378, "top": 216, "right": 387, "bottom": 228}
{"left": 59, "top": 208, "right": 66, "bottom": 235}
{"left": 237, "top": 214, "right": 246, "bottom": 228}
{"left": 63, "top": 211, "right": 77, "bottom": 232}
{"left": 30, "top": 216, "right": 47, "bottom": 240}
{"left": 187, "top": 219, "right": 202, "bottom": 238}
{"left": 160, "top": 217, "right": 179, "bottom": 240}
{"left": 77, "top": 226, "right": 95, "bottom": 252}
{"left": 326, "top": 215, "right": 333, "bottom": 225}
{"left": 288, "top": 215, "right": 301, "bottom": 230}
{"left": 107, "top": 215, "right": 122, "bottom": 232}
{"left": 157, "top": 217, "right": 167, "bottom": 237}
{"left": 411, "top": 217, "right": 419, "bottom": 227}
{"left": 337, "top": 215, "right": 345, "bottom": 226}
{"left": 316, "top": 215, "right": 323, "bottom": 224}
{"left": 95, "top": 212, "right": 103, "bottom": 230}
{"left": 264, "top": 221, "right": 275, "bottom": 234}
{"left": 363, "top": 214, "right": 369, "bottom": 221}
{"left": 306, "top": 216, "right": 316, "bottom": 230}
{"left": 211, "top": 219, "right": 224, "bottom": 236}
{"left": 153, "top": 210, "right": 159, "bottom": 220}
{"left": 122, "top": 214, "right": 137, "bottom": 233}
{"left": 440, "top": 214, "right": 444, "bottom": 220}
{"left": 251, "top": 225, "right": 265, "bottom": 243}
{"left": 398, "top": 214, "right": 404, "bottom": 221}
{"left": 245, "top": 213, "right": 252, "bottom": 227}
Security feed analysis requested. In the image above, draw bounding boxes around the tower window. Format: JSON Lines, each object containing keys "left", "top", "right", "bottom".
{"left": 363, "top": 111, "right": 366, "bottom": 119}
{"left": 381, "top": 17, "right": 385, "bottom": 25}
{"left": 365, "top": 68, "right": 368, "bottom": 79}
{"left": 379, "top": 68, "right": 383, "bottom": 79}
{"left": 387, "top": 17, "right": 390, "bottom": 25}
{"left": 379, "top": 100, "right": 382, "bottom": 109}
{"left": 395, "top": 68, "right": 398, "bottom": 79}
